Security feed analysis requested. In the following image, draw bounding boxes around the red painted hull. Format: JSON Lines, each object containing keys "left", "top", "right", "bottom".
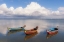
{"left": 47, "top": 30, "right": 58, "bottom": 35}
{"left": 25, "top": 30, "right": 37, "bottom": 35}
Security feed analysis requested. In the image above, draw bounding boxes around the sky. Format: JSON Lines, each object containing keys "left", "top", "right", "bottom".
{"left": 0, "top": 0, "right": 64, "bottom": 10}
{"left": 0, "top": 0, "right": 64, "bottom": 19}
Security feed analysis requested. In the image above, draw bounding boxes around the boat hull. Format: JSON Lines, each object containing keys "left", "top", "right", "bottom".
{"left": 47, "top": 30, "right": 58, "bottom": 35}
{"left": 8, "top": 27, "right": 25, "bottom": 31}
{"left": 25, "top": 30, "right": 37, "bottom": 35}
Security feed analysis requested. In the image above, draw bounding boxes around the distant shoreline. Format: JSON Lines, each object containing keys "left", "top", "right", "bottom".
{"left": 0, "top": 18, "right": 64, "bottom": 20}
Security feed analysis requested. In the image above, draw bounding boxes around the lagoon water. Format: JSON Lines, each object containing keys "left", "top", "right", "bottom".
{"left": 0, "top": 19, "right": 64, "bottom": 42}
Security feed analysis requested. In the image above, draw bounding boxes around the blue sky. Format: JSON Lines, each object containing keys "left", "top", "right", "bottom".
{"left": 0, "top": 0, "right": 64, "bottom": 10}
{"left": 0, "top": 0, "right": 64, "bottom": 19}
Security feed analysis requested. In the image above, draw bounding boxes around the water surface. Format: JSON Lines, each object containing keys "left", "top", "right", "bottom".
{"left": 0, "top": 19, "right": 64, "bottom": 42}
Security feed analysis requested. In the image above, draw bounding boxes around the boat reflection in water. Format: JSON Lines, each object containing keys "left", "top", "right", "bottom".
{"left": 24, "top": 32, "right": 38, "bottom": 40}
{"left": 7, "top": 30, "right": 23, "bottom": 35}
{"left": 46, "top": 31, "right": 58, "bottom": 39}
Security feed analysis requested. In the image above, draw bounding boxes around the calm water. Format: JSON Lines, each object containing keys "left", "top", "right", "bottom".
{"left": 0, "top": 19, "right": 64, "bottom": 42}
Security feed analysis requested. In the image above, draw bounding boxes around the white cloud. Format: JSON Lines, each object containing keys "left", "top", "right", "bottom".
{"left": 58, "top": 7, "right": 64, "bottom": 11}
{"left": 0, "top": 4, "right": 8, "bottom": 11}
{"left": 24, "top": 2, "right": 51, "bottom": 15}
{"left": 52, "top": 11, "right": 60, "bottom": 15}
{"left": 0, "top": 2, "right": 64, "bottom": 18}
{"left": 58, "top": 7, "right": 64, "bottom": 15}
{"left": 14, "top": 7, "right": 24, "bottom": 14}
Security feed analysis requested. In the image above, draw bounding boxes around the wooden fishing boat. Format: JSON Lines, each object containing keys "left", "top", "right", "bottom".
{"left": 46, "top": 27, "right": 58, "bottom": 35}
{"left": 24, "top": 26, "right": 38, "bottom": 35}
{"left": 7, "top": 25, "right": 26, "bottom": 31}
